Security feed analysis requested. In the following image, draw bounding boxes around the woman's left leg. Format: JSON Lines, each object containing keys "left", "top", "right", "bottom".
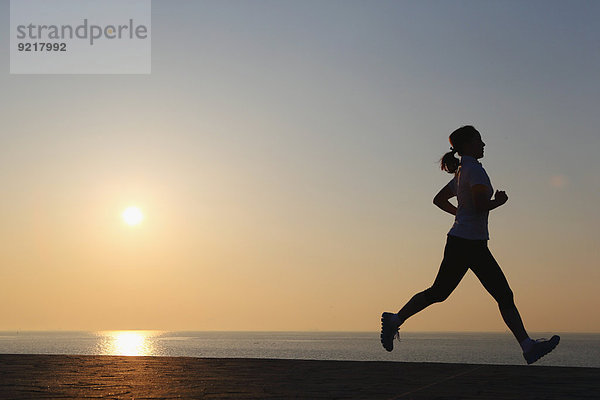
{"left": 472, "top": 244, "right": 561, "bottom": 364}
{"left": 470, "top": 245, "right": 529, "bottom": 343}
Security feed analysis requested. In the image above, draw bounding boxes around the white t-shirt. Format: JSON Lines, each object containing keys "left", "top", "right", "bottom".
{"left": 446, "top": 156, "right": 494, "bottom": 240}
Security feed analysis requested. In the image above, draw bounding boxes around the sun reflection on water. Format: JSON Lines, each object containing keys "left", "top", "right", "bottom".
{"left": 97, "top": 331, "right": 159, "bottom": 356}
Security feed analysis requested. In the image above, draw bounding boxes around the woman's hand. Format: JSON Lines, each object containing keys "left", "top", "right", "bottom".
{"left": 495, "top": 190, "right": 508, "bottom": 206}
{"left": 472, "top": 185, "right": 508, "bottom": 212}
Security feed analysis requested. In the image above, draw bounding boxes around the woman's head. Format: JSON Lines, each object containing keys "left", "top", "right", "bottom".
{"left": 440, "top": 125, "right": 485, "bottom": 173}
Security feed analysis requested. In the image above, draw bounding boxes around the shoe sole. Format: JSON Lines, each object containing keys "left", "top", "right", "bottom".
{"left": 380, "top": 312, "right": 396, "bottom": 352}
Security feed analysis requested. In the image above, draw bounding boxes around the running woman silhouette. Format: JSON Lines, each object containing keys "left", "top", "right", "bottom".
{"left": 380, "top": 126, "right": 559, "bottom": 364}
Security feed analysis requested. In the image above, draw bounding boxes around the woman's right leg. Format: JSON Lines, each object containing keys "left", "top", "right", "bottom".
{"left": 396, "top": 236, "right": 469, "bottom": 325}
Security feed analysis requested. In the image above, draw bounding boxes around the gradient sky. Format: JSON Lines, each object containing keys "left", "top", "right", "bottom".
{"left": 1, "top": 0, "right": 598, "bottom": 332}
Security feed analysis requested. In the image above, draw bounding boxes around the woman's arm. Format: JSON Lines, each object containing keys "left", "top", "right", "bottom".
{"left": 433, "top": 184, "right": 457, "bottom": 216}
{"left": 472, "top": 185, "right": 508, "bottom": 212}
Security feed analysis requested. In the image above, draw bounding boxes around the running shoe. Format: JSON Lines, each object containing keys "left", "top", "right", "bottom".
{"left": 523, "top": 335, "right": 560, "bottom": 364}
{"left": 380, "top": 312, "right": 400, "bottom": 352}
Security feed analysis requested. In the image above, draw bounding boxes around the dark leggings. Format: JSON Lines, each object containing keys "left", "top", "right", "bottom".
{"left": 422, "top": 235, "right": 515, "bottom": 309}
{"left": 397, "top": 234, "right": 527, "bottom": 342}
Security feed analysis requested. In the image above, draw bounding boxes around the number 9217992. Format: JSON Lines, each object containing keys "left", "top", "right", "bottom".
{"left": 18, "top": 42, "right": 67, "bottom": 51}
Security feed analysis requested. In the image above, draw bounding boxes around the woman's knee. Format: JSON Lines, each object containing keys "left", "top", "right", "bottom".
{"left": 497, "top": 289, "right": 515, "bottom": 310}
{"left": 423, "top": 286, "right": 451, "bottom": 304}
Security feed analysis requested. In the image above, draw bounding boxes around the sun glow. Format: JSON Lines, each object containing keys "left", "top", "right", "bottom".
{"left": 99, "top": 331, "right": 157, "bottom": 356}
{"left": 122, "top": 206, "right": 144, "bottom": 226}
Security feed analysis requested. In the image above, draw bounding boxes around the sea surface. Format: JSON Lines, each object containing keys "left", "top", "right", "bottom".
{"left": 0, "top": 331, "right": 597, "bottom": 368}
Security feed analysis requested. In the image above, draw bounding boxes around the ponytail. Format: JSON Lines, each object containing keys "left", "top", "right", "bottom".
{"left": 440, "top": 148, "right": 460, "bottom": 174}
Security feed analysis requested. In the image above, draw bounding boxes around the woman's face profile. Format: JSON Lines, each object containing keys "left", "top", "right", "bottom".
{"left": 463, "top": 132, "right": 485, "bottom": 159}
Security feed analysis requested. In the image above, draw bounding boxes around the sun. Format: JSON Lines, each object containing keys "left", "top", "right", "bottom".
{"left": 122, "top": 206, "right": 144, "bottom": 226}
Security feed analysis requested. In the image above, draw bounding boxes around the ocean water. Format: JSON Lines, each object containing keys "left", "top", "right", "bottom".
{"left": 0, "top": 331, "right": 597, "bottom": 368}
